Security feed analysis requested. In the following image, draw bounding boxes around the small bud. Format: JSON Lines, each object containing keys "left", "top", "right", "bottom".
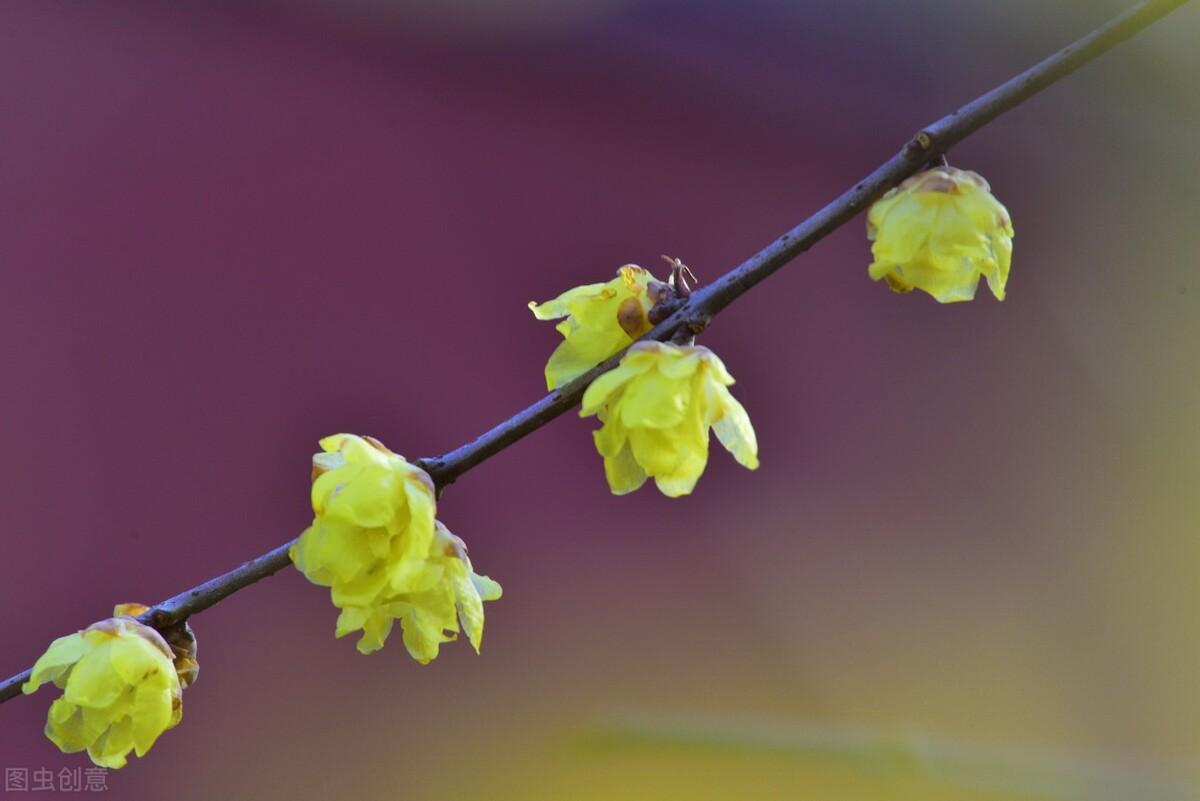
{"left": 646, "top": 279, "right": 673, "bottom": 307}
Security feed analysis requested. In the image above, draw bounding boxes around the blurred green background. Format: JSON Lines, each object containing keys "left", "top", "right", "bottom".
{"left": 1, "top": 1, "right": 1197, "bottom": 798}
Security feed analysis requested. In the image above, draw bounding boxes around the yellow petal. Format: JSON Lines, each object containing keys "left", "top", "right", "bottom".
{"left": 131, "top": 684, "right": 174, "bottom": 756}
{"left": 616, "top": 369, "right": 689, "bottom": 429}
{"left": 329, "top": 562, "right": 389, "bottom": 607}
{"left": 320, "top": 464, "right": 400, "bottom": 528}
{"left": 602, "top": 441, "right": 649, "bottom": 495}
{"left": 544, "top": 327, "right": 631, "bottom": 390}
{"left": 62, "top": 648, "right": 126, "bottom": 709}
{"left": 108, "top": 634, "right": 170, "bottom": 688}
{"left": 987, "top": 232, "right": 1013, "bottom": 300}
{"left": 592, "top": 415, "right": 628, "bottom": 458}
{"left": 580, "top": 361, "right": 643, "bottom": 417}
{"left": 658, "top": 347, "right": 704, "bottom": 380}
{"left": 357, "top": 609, "right": 394, "bottom": 655}
{"left": 710, "top": 384, "right": 760, "bottom": 470}
{"left": 88, "top": 716, "right": 134, "bottom": 769}
{"left": 24, "top": 632, "right": 87, "bottom": 693}
{"left": 528, "top": 281, "right": 609, "bottom": 321}
{"left": 401, "top": 477, "right": 436, "bottom": 555}
{"left": 45, "top": 698, "right": 91, "bottom": 752}
{"left": 334, "top": 606, "right": 368, "bottom": 638}
{"left": 695, "top": 347, "right": 735, "bottom": 386}
{"left": 471, "top": 572, "right": 503, "bottom": 602}
{"left": 450, "top": 565, "right": 486, "bottom": 652}
{"left": 401, "top": 609, "right": 446, "bottom": 665}
{"left": 291, "top": 518, "right": 376, "bottom": 586}
{"left": 532, "top": 267, "right": 659, "bottom": 389}
{"left": 627, "top": 426, "right": 693, "bottom": 478}
{"left": 652, "top": 464, "right": 704, "bottom": 497}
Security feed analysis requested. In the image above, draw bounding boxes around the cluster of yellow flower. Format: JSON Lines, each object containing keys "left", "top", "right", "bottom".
{"left": 531, "top": 267, "right": 761, "bottom": 497}
{"left": 21, "top": 164, "right": 1011, "bottom": 768}
{"left": 288, "top": 434, "right": 502, "bottom": 661}
{"left": 525, "top": 164, "right": 1013, "bottom": 494}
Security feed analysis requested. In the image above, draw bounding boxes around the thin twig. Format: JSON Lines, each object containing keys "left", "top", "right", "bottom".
{"left": 0, "top": 0, "right": 1190, "bottom": 706}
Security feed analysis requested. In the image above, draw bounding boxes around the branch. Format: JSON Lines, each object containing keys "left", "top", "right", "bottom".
{"left": 0, "top": 0, "right": 1189, "bottom": 706}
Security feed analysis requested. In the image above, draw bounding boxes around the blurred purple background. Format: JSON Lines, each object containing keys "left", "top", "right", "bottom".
{"left": 2, "top": 1, "right": 1198, "bottom": 798}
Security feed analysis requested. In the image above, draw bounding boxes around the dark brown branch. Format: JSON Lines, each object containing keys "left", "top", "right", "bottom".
{"left": 416, "top": 0, "right": 1192, "bottom": 486}
{"left": 1, "top": 0, "right": 1189, "bottom": 706}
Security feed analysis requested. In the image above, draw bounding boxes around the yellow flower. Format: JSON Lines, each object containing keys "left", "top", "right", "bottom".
{"left": 22, "top": 607, "right": 184, "bottom": 769}
{"left": 867, "top": 166, "right": 1014, "bottom": 303}
{"left": 580, "top": 342, "right": 758, "bottom": 497}
{"left": 290, "top": 434, "right": 501, "bottom": 661}
{"left": 529, "top": 265, "right": 659, "bottom": 389}
{"left": 336, "top": 522, "right": 503, "bottom": 664}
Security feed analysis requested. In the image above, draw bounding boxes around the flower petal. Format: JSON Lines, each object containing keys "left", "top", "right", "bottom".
{"left": 710, "top": 385, "right": 760, "bottom": 470}
{"left": 24, "top": 633, "right": 87, "bottom": 694}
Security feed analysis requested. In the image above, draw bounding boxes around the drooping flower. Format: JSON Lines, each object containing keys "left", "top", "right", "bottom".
{"left": 290, "top": 434, "right": 501, "bottom": 661}
{"left": 335, "top": 522, "right": 503, "bottom": 664}
{"left": 529, "top": 265, "right": 659, "bottom": 390}
{"left": 580, "top": 341, "right": 758, "bottom": 497}
{"left": 22, "top": 607, "right": 187, "bottom": 769}
{"left": 867, "top": 166, "right": 1014, "bottom": 303}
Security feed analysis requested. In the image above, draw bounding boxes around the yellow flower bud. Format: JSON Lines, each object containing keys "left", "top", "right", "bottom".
{"left": 529, "top": 265, "right": 659, "bottom": 390}
{"left": 290, "top": 434, "right": 501, "bottom": 662}
{"left": 580, "top": 342, "right": 758, "bottom": 497}
{"left": 867, "top": 166, "right": 1014, "bottom": 303}
{"left": 22, "top": 607, "right": 185, "bottom": 769}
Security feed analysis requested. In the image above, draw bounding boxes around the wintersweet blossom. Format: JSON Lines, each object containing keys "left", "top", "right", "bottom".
{"left": 580, "top": 341, "right": 758, "bottom": 497}
{"left": 529, "top": 264, "right": 659, "bottom": 389}
{"left": 867, "top": 166, "right": 1014, "bottom": 302}
{"left": 335, "top": 522, "right": 503, "bottom": 664}
{"left": 22, "top": 607, "right": 185, "bottom": 769}
{"left": 290, "top": 434, "right": 500, "bottom": 661}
